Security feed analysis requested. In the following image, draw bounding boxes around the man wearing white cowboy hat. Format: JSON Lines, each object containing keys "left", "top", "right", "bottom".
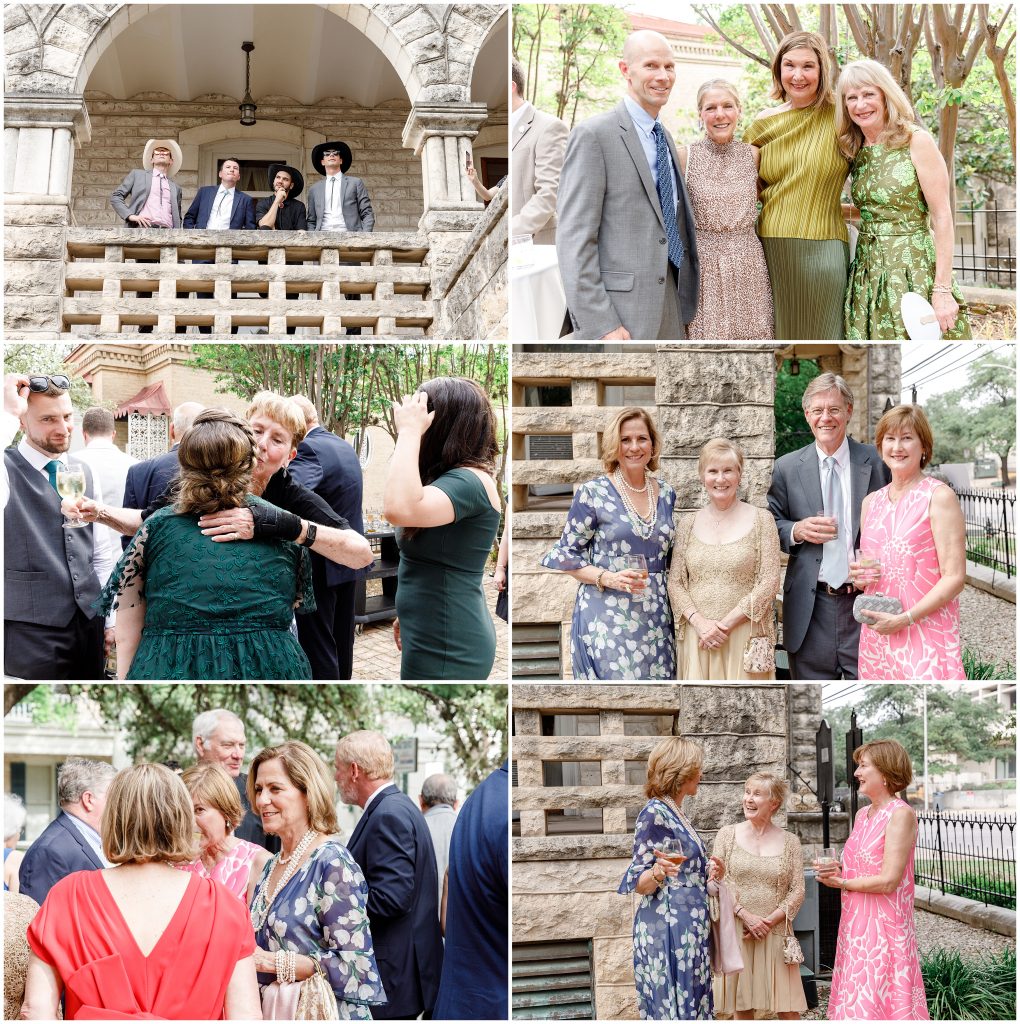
{"left": 306, "top": 140, "right": 374, "bottom": 335}
{"left": 110, "top": 139, "right": 185, "bottom": 333}
{"left": 110, "top": 139, "right": 184, "bottom": 229}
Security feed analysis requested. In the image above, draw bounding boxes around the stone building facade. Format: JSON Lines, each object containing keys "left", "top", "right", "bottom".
{"left": 512, "top": 342, "right": 902, "bottom": 673}
{"left": 4, "top": 3, "right": 508, "bottom": 339}
{"left": 512, "top": 683, "right": 847, "bottom": 1019}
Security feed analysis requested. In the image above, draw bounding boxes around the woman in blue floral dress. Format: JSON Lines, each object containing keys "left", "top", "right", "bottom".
{"left": 248, "top": 741, "right": 387, "bottom": 1019}
{"left": 541, "top": 408, "right": 676, "bottom": 679}
{"left": 618, "top": 737, "right": 724, "bottom": 1020}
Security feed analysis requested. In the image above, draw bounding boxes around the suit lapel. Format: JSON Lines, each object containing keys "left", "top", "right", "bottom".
{"left": 512, "top": 107, "right": 537, "bottom": 151}
{"left": 849, "top": 442, "right": 872, "bottom": 542}
{"left": 615, "top": 101, "right": 665, "bottom": 232}
{"left": 797, "top": 446, "right": 824, "bottom": 520}
{"left": 58, "top": 812, "right": 104, "bottom": 869}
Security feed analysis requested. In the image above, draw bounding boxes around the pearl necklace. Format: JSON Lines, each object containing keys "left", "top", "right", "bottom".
{"left": 614, "top": 470, "right": 657, "bottom": 540}
{"left": 252, "top": 828, "right": 317, "bottom": 927}
{"left": 618, "top": 470, "right": 650, "bottom": 495}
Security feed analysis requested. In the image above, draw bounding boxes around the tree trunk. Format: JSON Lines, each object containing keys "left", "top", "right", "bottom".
{"left": 999, "top": 451, "right": 1011, "bottom": 489}
{"left": 980, "top": 6, "right": 1017, "bottom": 157}
{"left": 4, "top": 684, "right": 37, "bottom": 716}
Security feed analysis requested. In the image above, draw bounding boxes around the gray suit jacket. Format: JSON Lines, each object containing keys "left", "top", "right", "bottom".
{"left": 767, "top": 437, "right": 891, "bottom": 655}
{"left": 556, "top": 99, "right": 699, "bottom": 340}
{"left": 305, "top": 175, "right": 375, "bottom": 232}
{"left": 110, "top": 168, "right": 183, "bottom": 227}
{"left": 511, "top": 103, "right": 568, "bottom": 245}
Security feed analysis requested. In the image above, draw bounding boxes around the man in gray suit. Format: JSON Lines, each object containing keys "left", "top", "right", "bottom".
{"left": 557, "top": 30, "right": 698, "bottom": 340}
{"left": 767, "top": 373, "right": 891, "bottom": 680}
{"left": 511, "top": 57, "right": 568, "bottom": 245}
{"left": 109, "top": 139, "right": 185, "bottom": 333}
{"left": 305, "top": 140, "right": 374, "bottom": 335}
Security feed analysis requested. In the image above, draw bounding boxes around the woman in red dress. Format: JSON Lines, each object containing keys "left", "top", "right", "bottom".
{"left": 20, "top": 763, "right": 261, "bottom": 1020}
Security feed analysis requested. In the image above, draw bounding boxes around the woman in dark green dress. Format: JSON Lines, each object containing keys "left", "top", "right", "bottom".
{"left": 837, "top": 59, "right": 971, "bottom": 340}
{"left": 100, "top": 408, "right": 313, "bottom": 680}
{"left": 384, "top": 377, "right": 501, "bottom": 680}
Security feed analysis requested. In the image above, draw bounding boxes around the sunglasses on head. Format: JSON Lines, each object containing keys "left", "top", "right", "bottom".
{"left": 29, "top": 375, "right": 71, "bottom": 392}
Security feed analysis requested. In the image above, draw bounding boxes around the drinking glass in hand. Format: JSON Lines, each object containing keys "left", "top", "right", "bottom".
{"left": 655, "top": 837, "right": 687, "bottom": 886}
{"left": 813, "top": 846, "right": 840, "bottom": 877}
{"left": 815, "top": 509, "right": 838, "bottom": 542}
{"left": 619, "top": 554, "right": 649, "bottom": 605}
{"left": 56, "top": 469, "right": 89, "bottom": 529}
{"left": 852, "top": 548, "right": 882, "bottom": 589}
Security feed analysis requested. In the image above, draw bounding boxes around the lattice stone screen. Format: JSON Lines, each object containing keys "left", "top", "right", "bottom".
{"left": 127, "top": 413, "right": 169, "bottom": 460}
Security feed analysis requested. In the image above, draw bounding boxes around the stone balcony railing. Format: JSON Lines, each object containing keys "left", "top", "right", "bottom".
{"left": 61, "top": 228, "right": 433, "bottom": 337}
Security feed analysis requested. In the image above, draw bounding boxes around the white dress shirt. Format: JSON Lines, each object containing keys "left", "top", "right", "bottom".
{"left": 511, "top": 100, "right": 531, "bottom": 137}
{"left": 321, "top": 173, "right": 347, "bottom": 231}
{"left": 206, "top": 186, "right": 235, "bottom": 230}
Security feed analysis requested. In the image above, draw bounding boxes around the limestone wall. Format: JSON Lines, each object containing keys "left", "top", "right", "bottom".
{"left": 74, "top": 96, "right": 421, "bottom": 232}
{"left": 433, "top": 184, "right": 507, "bottom": 339}
{"left": 512, "top": 683, "right": 821, "bottom": 1019}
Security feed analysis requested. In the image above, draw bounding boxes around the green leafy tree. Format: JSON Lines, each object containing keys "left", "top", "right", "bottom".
{"left": 512, "top": 3, "right": 631, "bottom": 127}
{"left": 850, "top": 684, "right": 1009, "bottom": 776}
{"left": 377, "top": 684, "right": 508, "bottom": 788}
{"left": 774, "top": 358, "right": 821, "bottom": 457}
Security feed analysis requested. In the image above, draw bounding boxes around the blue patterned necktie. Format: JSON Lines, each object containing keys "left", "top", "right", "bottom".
{"left": 651, "top": 121, "right": 685, "bottom": 270}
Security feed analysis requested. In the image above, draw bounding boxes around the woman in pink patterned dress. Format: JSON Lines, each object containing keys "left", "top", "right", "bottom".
{"left": 180, "top": 762, "right": 270, "bottom": 902}
{"left": 818, "top": 739, "right": 929, "bottom": 1020}
{"left": 851, "top": 404, "right": 965, "bottom": 679}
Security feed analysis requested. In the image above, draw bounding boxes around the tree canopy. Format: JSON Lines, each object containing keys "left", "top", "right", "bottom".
{"left": 6, "top": 684, "right": 507, "bottom": 787}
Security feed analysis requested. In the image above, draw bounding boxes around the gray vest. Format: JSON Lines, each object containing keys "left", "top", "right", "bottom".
{"left": 4, "top": 450, "right": 101, "bottom": 626}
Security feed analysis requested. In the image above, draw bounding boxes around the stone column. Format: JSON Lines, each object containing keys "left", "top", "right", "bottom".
{"left": 4, "top": 95, "right": 91, "bottom": 335}
{"left": 402, "top": 102, "right": 490, "bottom": 278}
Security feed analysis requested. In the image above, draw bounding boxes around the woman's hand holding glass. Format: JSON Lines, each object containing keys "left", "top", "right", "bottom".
{"left": 850, "top": 547, "right": 882, "bottom": 591}
{"left": 618, "top": 555, "right": 649, "bottom": 602}
{"left": 813, "top": 846, "right": 844, "bottom": 888}
{"left": 653, "top": 837, "right": 687, "bottom": 885}
{"left": 604, "top": 568, "right": 648, "bottom": 595}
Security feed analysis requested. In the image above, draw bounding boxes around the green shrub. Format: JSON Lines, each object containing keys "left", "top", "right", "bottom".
{"left": 922, "top": 947, "right": 1016, "bottom": 1020}
{"left": 963, "top": 647, "right": 1016, "bottom": 680}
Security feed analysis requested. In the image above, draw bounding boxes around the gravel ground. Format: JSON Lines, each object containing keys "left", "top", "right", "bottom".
{"left": 958, "top": 584, "right": 1017, "bottom": 672}
{"left": 770, "top": 909, "right": 1014, "bottom": 1020}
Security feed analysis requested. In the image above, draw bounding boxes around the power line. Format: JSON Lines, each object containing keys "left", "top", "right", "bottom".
{"left": 901, "top": 344, "right": 956, "bottom": 377}
{"left": 903, "top": 343, "right": 1011, "bottom": 393}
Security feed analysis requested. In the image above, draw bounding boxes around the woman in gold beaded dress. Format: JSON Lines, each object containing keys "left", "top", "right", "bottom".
{"left": 678, "top": 80, "right": 773, "bottom": 340}
{"left": 711, "top": 773, "right": 806, "bottom": 1020}
{"left": 668, "top": 439, "right": 780, "bottom": 680}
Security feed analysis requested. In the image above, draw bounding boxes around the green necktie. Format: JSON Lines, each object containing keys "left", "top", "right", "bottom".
{"left": 44, "top": 459, "right": 61, "bottom": 491}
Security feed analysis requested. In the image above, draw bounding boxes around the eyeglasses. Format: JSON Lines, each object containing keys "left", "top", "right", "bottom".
{"left": 322, "top": 150, "right": 341, "bottom": 157}
{"left": 29, "top": 375, "right": 71, "bottom": 392}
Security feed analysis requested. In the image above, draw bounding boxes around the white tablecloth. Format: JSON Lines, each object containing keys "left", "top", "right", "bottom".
{"left": 510, "top": 244, "right": 567, "bottom": 341}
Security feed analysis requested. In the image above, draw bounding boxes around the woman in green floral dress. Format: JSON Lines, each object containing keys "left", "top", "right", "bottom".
{"left": 837, "top": 59, "right": 970, "bottom": 340}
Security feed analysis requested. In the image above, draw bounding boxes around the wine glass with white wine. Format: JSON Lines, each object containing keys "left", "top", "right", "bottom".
{"left": 55, "top": 469, "right": 89, "bottom": 529}
{"left": 618, "top": 554, "right": 649, "bottom": 606}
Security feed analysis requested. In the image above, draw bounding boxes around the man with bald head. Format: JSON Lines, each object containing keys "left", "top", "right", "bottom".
{"left": 335, "top": 731, "right": 443, "bottom": 1019}
{"left": 287, "top": 394, "right": 366, "bottom": 679}
{"left": 557, "top": 29, "right": 698, "bottom": 340}
{"left": 122, "top": 401, "right": 204, "bottom": 519}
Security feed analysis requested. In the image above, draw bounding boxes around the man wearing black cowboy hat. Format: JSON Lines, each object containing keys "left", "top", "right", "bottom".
{"left": 306, "top": 141, "right": 374, "bottom": 336}
{"left": 256, "top": 163, "right": 307, "bottom": 231}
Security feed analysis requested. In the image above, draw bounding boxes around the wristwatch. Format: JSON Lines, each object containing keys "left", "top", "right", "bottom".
{"left": 299, "top": 521, "right": 318, "bottom": 547}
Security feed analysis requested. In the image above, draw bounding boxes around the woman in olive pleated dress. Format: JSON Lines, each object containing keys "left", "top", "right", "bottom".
{"left": 743, "top": 31, "right": 850, "bottom": 341}
{"left": 837, "top": 59, "right": 971, "bottom": 340}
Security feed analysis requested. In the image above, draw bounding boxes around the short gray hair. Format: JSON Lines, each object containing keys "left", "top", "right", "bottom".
{"left": 335, "top": 731, "right": 394, "bottom": 780}
{"left": 4, "top": 793, "right": 26, "bottom": 841}
{"left": 192, "top": 708, "right": 244, "bottom": 746}
{"left": 421, "top": 773, "right": 458, "bottom": 807}
{"left": 57, "top": 759, "right": 116, "bottom": 806}
{"left": 173, "top": 401, "right": 205, "bottom": 434}
{"left": 801, "top": 372, "right": 855, "bottom": 411}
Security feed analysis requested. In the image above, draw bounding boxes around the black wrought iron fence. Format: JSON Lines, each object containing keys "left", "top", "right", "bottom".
{"left": 955, "top": 202, "right": 1016, "bottom": 288}
{"left": 915, "top": 806, "right": 1016, "bottom": 909}
{"left": 953, "top": 488, "right": 1016, "bottom": 578}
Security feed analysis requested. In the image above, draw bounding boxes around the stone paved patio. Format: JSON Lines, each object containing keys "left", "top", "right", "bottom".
{"left": 353, "top": 580, "right": 508, "bottom": 681}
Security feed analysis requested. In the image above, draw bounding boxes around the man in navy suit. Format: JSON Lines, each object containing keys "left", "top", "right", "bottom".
{"left": 288, "top": 395, "right": 366, "bottom": 679}
{"left": 183, "top": 158, "right": 256, "bottom": 333}
{"left": 335, "top": 732, "right": 443, "bottom": 1020}
{"left": 19, "top": 758, "right": 117, "bottom": 906}
{"left": 121, "top": 401, "right": 203, "bottom": 547}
